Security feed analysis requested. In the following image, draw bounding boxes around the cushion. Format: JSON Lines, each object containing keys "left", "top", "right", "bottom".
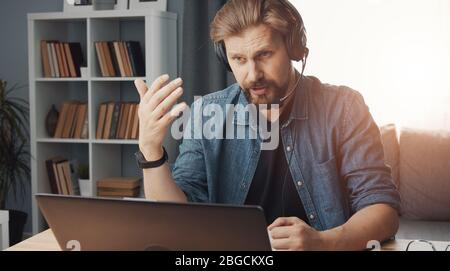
{"left": 399, "top": 128, "right": 450, "bottom": 220}
{"left": 379, "top": 124, "right": 400, "bottom": 187}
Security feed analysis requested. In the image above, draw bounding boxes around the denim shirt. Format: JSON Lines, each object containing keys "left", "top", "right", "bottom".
{"left": 172, "top": 75, "right": 400, "bottom": 231}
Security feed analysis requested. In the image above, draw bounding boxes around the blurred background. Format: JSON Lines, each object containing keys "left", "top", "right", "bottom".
{"left": 293, "top": 0, "right": 450, "bottom": 130}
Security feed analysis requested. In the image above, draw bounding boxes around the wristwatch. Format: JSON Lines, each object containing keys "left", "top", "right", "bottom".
{"left": 135, "top": 147, "right": 168, "bottom": 169}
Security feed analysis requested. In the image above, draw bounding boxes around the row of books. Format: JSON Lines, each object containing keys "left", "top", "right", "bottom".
{"left": 54, "top": 101, "right": 88, "bottom": 139}
{"left": 45, "top": 156, "right": 142, "bottom": 198}
{"left": 45, "top": 157, "right": 80, "bottom": 195}
{"left": 96, "top": 102, "right": 140, "bottom": 140}
{"left": 41, "top": 41, "right": 84, "bottom": 78}
{"left": 97, "top": 177, "right": 141, "bottom": 198}
{"left": 94, "top": 41, "right": 145, "bottom": 77}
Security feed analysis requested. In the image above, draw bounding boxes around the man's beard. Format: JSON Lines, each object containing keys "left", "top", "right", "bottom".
{"left": 242, "top": 78, "right": 289, "bottom": 105}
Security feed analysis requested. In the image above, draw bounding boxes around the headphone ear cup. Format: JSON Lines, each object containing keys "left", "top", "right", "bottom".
{"left": 214, "top": 42, "right": 232, "bottom": 72}
{"left": 288, "top": 28, "right": 302, "bottom": 61}
{"left": 279, "top": 0, "right": 308, "bottom": 61}
{"left": 288, "top": 25, "right": 307, "bottom": 61}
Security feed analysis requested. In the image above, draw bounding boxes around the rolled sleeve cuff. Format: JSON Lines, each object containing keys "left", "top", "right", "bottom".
{"left": 352, "top": 191, "right": 401, "bottom": 215}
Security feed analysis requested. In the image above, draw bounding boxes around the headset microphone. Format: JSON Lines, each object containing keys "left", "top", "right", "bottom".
{"left": 277, "top": 48, "right": 308, "bottom": 107}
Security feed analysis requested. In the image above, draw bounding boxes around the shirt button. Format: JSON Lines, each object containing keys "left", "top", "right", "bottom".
{"left": 286, "top": 146, "right": 292, "bottom": 152}
{"left": 297, "top": 181, "right": 303, "bottom": 187}
{"left": 241, "top": 182, "right": 246, "bottom": 189}
{"left": 309, "top": 214, "right": 315, "bottom": 220}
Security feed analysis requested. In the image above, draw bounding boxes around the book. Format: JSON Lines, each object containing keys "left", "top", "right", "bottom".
{"left": 54, "top": 102, "right": 70, "bottom": 138}
{"left": 127, "top": 41, "right": 145, "bottom": 76}
{"left": 47, "top": 42, "right": 56, "bottom": 77}
{"left": 97, "top": 177, "right": 141, "bottom": 190}
{"left": 131, "top": 104, "right": 140, "bottom": 139}
{"left": 69, "top": 42, "right": 84, "bottom": 77}
{"left": 63, "top": 43, "right": 77, "bottom": 77}
{"left": 126, "top": 42, "right": 137, "bottom": 76}
{"left": 109, "top": 102, "right": 121, "bottom": 139}
{"left": 54, "top": 42, "right": 65, "bottom": 77}
{"left": 61, "top": 161, "right": 74, "bottom": 195}
{"left": 69, "top": 103, "right": 80, "bottom": 138}
{"left": 50, "top": 42, "right": 60, "bottom": 78}
{"left": 98, "top": 187, "right": 140, "bottom": 197}
{"left": 41, "top": 41, "right": 52, "bottom": 77}
{"left": 95, "top": 42, "right": 108, "bottom": 77}
{"left": 117, "top": 103, "right": 130, "bottom": 139}
{"left": 56, "top": 161, "right": 68, "bottom": 194}
{"left": 62, "top": 102, "right": 79, "bottom": 138}
{"left": 125, "top": 102, "right": 136, "bottom": 139}
{"left": 74, "top": 103, "right": 87, "bottom": 138}
{"left": 102, "top": 41, "right": 116, "bottom": 77}
{"left": 58, "top": 42, "right": 69, "bottom": 77}
{"left": 113, "top": 41, "right": 126, "bottom": 77}
{"left": 102, "top": 102, "right": 115, "bottom": 139}
{"left": 45, "top": 157, "right": 67, "bottom": 194}
{"left": 108, "top": 42, "right": 121, "bottom": 77}
{"left": 96, "top": 103, "right": 107, "bottom": 139}
{"left": 119, "top": 41, "right": 132, "bottom": 77}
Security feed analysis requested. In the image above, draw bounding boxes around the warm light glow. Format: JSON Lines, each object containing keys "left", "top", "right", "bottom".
{"left": 292, "top": 0, "right": 450, "bottom": 130}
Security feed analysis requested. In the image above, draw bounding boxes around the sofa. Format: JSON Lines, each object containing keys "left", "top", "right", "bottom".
{"left": 380, "top": 124, "right": 450, "bottom": 241}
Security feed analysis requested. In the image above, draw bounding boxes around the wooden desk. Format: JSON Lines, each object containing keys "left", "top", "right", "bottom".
{"left": 5, "top": 229, "right": 450, "bottom": 251}
{"left": 5, "top": 229, "right": 60, "bottom": 251}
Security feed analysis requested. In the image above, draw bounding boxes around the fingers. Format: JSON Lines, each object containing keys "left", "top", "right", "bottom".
{"left": 268, "top": 217, "right": 299, "bottom": 230}
{"left": 152, "top": 86, "right": 184, "bottom": 120}
{"left": 150, "top": 74, "right": 170, "bottom": 96}
{"left": 147, "top": 77, "right": 183, "bottom": 109}
{"left": 147, "top": 74, "right": 170, "bottom": 101}
{"left": 135, "top": 74, "right": 171, "bottom": 102}
{"left": 269, "top": 225, "right": 293, "bottom": 239}
{"left": 134, "top": 79, "right": 149, "bottom": 100}
{"left": 160, "top": 102, "right": 188, "bottom": 126}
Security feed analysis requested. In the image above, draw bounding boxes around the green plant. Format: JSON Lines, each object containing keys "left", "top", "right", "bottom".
{"left": 0, "top": 80, "right": 30, "bottom": 209}
{"left": 77, "top": 164, "right": 89, "bottom": 180}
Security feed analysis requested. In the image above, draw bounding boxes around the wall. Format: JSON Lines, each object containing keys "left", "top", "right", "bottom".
{"left": 292, "top": 0, "right": 450, "bottom": 131}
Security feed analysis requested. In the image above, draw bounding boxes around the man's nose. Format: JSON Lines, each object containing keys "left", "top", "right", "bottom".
{"left": 247, "top": 61, "right": 263, "bottom": 83}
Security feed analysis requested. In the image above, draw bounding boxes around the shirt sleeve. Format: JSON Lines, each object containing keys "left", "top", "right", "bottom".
{"left": 338, "top": 89, "right": 401, "bottom": 214}
{"left": 171, "top": 98, "right": 209, "bottom": 203}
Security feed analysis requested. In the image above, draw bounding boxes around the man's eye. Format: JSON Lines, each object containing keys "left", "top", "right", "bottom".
{"left": 260, "top": 51, "right": 272, "bottom": 58}
{"left": 233, "top": 57, "right": 246, "bottom": 63}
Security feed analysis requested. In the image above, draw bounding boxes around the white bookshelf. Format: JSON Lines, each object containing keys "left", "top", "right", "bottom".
{"left": 28, "top": 10, "right": 178, "bottom": 234}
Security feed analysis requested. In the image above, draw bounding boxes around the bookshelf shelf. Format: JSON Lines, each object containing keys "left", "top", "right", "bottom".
{"left": 92, "top": 139, "right": 139, "bottom": 145}
{"left": 36, "top": 78, "right": 89, "bottom": 82}
{"left": 36, "top": 138, "right": 90, "bottom": 144}
{"left": 28, "top": 10, "right": 177, "bottom": 234}
{"left": 91, "top": 77, "right": 145, "bottom": 82}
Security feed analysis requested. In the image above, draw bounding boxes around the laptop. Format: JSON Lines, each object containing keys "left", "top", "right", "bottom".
{"left": 35, "top": 193, "right": 272, "bottom": 251}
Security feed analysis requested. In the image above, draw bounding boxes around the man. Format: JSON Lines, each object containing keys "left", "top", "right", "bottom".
{"left": 133, "top": 0, "right": 400, "bottom": 250}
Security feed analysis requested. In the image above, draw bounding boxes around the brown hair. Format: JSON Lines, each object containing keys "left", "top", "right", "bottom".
{"left": 210, "top": 0, "right": 294, "bottom": 43}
